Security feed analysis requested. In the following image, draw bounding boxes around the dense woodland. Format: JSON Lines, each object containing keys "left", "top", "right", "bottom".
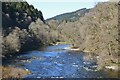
{"left": 2, "top": 2, "right": 44, "bottom": 30}
{"left": 2, "top": 2, "right": 59, "bottom": 57}
{"left": 1, "top": 1, "right": 119, "bottom": 69}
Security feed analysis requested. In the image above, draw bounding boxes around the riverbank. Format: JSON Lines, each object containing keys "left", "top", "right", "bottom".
{"left": 65, "top": 46, "right": 119, "bottom": 71}
{"left": 64, "top": 46, "right": 80, "bottom": 51}
{"left": 1, "top": 42, "right": 67, "bottom": 78}
{"left": 1, "top": 44, "right": 119, "bottom": 78}
{"left": 1, "top": 66, "right": 30, "bottom": 78}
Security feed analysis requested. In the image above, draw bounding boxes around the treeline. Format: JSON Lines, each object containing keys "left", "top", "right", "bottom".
{"left": 2, "top": 19, "right": 59, "bottom": 57}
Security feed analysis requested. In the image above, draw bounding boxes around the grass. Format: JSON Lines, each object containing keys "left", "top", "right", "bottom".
{"left": 56, "top": 42, "right": 69, "bottom": 44}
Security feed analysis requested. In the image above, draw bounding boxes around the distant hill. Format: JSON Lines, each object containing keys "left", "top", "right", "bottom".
{"left": 46, "top": 8, "right": 90, "bottom": 22}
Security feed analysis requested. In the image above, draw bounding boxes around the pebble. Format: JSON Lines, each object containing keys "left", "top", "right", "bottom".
{"left": 25, "top": 68, "right": 29, "bottom": 71}
{"left": 105, "top": 65, "right": 118, "bottom": 70}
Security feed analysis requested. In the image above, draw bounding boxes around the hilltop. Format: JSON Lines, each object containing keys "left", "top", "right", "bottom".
{"left": 46, "top": 8, "right": 89, "bottom": 22}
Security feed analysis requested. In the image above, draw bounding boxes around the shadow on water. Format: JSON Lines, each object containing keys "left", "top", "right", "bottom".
{"left": 2, "top": 44, "right": 119, "bottom": 78}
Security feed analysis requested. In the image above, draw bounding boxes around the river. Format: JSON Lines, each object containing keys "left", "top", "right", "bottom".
{"left": 3, "top": 44, "right": 118, "bottom": 78}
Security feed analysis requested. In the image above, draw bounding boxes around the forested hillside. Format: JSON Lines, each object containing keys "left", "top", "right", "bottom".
{"left": 2, "top": 2, "right": 59, "bottom": 57}
{"left": 2, "top": 2, "right": 44, "bottom": 30}
{"left": 46, "top": 1, "right": 119, "bottom": 69}
{"left": 46, "top": 8, "right": 89, "bottom": 22}
{"left": 55, "top": 2, "right": 119, "bottom": 68}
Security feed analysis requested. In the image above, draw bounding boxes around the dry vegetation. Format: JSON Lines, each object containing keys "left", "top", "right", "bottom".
{"left": 52, "top": 2, "right": 119, "bottom": 69}
{"left": 1, "top": 66, "right": 30, "bottom": 78}
{"left": 2, "top": 19, "right": 60, "bottom": 57}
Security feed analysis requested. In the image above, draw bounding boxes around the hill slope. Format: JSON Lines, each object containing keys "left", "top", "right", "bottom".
{"left": 58, "top": 2, "right": 119, "bottom": 69}
{"left": 46, "top": 8, "right": 89, "bottom": 22}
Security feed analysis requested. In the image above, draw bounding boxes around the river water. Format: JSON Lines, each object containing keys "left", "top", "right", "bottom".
{"left": 3, "top": 44, "right": 118, "bottom": 78}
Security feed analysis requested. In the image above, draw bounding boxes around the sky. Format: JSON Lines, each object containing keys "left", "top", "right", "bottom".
{"left": 26, "top": 0, "right": 109, "bottom": 19}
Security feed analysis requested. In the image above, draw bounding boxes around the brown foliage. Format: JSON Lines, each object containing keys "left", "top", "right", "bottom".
{"left": 57, "top": 2, "right": 119, "bottom": 68}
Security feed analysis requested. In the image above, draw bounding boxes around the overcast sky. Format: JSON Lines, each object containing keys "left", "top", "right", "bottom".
{"left": 26, "top": 0, "right": 109, "bottom": 19}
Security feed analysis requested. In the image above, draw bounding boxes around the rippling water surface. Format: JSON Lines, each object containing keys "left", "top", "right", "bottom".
{"left": 4, "top": 44, "right": 118, "bottom": 78}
